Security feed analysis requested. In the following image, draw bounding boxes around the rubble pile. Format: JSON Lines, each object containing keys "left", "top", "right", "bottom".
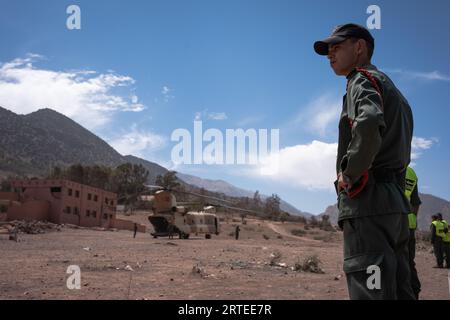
{"left": 293, "top": 255, "right": 325, "bottom": 274}
{"left": 10, "top": 220, "right": 62, "bottom": 234}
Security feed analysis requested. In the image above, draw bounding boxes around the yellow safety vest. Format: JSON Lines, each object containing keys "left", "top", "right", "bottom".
{"left": 442, "top": 220, "right": 450, "bottom": 243}
{"left": 405, "top": 167, "right": 418, "bottom": 230}
{"left": 432, "top": 220, "right": 446, "bottom": 238}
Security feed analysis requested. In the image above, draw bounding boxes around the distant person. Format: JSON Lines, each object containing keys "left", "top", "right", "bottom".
{"left": 404, "top": 166, "right": 421, "bottom": 299}
{"left": 437, "top": 213, "right": 450, "bottom": 268}
{"left": 133, "top": 223, "right": 138, "bottom": 238}
{"left": 168, "top": 223, "right": 174, "bottom": 240}
{"left": 235, "top": 225, "right": 240, "bottom": 240}
{"left": 430, "top": 215, "right": 444, "bottom": 268}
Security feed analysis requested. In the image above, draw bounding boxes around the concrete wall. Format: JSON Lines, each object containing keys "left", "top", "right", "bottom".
{"left": 0, "top": 192, "right": 18, "bottom": 201}
{"left": 7, "top": 200, "right": 50, "bottom": 221}
{"left": 112, "top": 218, "right": 146, "bottom": 233}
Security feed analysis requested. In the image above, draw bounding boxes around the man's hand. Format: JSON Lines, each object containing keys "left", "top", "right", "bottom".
{"left": 337, "top": 172, "right": 353, "bottom": 192}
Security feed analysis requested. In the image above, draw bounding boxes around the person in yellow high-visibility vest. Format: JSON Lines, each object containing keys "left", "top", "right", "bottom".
{"left": 430, "top": 215, "right": 445, "bottom": 268}
{"left": 404, "top": 166, "right": 421, "bottom": 299}
{"left": 437, "top": 213, "right": 450, "bottom": 268}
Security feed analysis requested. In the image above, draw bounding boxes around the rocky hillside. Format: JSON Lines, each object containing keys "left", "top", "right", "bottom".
{"left": 0, "top": 107, "right": 124, "bottom": 175}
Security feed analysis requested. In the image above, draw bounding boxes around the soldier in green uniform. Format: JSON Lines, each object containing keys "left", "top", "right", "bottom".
{"left": 436, "top": 213, "right": 450, "bottom": 268}
{"left": 404, "top": 166, "right": 421, "bottom": 299}
{"left": 314, "top": 24, "right": 415, "bottom": 299}
{"left": 430, "top": 214, "right": 444, "bottom": 268}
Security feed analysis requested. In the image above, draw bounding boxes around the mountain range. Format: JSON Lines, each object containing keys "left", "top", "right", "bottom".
{"left": 320, "top": 193, "right": 450, "bottom": 231}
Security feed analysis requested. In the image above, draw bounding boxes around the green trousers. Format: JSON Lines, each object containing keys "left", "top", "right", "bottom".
{"left": 342, "top": 213, "right": 416, "bottom": 300}
{"left": 433, "top": 237, "right": 444, "bottom": 267}
{"left": 443, "top": 241, "right": 450, "bottom": 268}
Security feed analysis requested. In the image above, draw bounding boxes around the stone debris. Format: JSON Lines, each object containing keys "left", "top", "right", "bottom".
{"left": 124, "top": 265, "right": 134, "bottom": 272}
{"left": 191, "top": 263, "right": 208, "bottom": 278}
{"left": 9, "top": 220, "right": 61, "bottom": 234}
{"left": 293, "top": 255, "right": 325, "bottom": 274}
{"left": 269, "top": 251, "right": 282, "bottom": 266}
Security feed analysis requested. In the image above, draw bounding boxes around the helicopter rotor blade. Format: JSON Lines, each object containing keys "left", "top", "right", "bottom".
{"left": 144, "top": 184, "right": 166, "bottom": 189}
{"left": 212, "top": 203, "right": 269, "bottom": 217}
{"left": 172, "top": 189, "right": 236, "bottom": 205}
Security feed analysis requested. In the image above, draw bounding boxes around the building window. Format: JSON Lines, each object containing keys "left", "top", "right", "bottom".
{"left": 86, "top": 210, "right": 90, "bottom": 217}
{"left": 65, "top": 206, "right": 71, "bottom": 214}
{"left": 74, "top": 207, "right": 79, "bottom": 215}
{"left": 92, "top": 211, "right": 97, "bottom": 218}
{"left": 110, "top": 200, "right": 114, "bottom": 206}
{"left": 75, "top": 190, "right": 80, "bottom": 198}
{"left": 109, "top": 214, "right": 113, "bottom": 219}
{"left": 103, "top": 214, "right": 108, "bottom": 219}
{"left": 88, "top": 193, "right": 92, "bottom": 201}
{"left": 68, "top": 188, "right": 73, "bottom": 196}
{"left": 94, "top": 195, "right": 98, "bottom": 202}
{"left": 50, "top": 187, "right": 62, "bottom": 193}
{"left": 105, "top": 197, "right": 108, "bottom": 204}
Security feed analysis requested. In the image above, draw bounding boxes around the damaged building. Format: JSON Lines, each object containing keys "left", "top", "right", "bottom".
{"left": 0, "top": 179, "right": 146, "bottom": 232}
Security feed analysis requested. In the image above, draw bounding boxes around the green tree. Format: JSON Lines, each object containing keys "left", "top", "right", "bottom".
{"left": 155, "top": 171, "right": 180, "bottom": 189}
{"left": 264, "top": 194, "right": 281, "bottom": 220}
{"left": 113, "top": 163, "right": 149, "bottom": 212}
{"left": 253, "top": 190, "right": 262, "bottom": 210}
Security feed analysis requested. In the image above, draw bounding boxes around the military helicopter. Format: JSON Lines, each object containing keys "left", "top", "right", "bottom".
{"left": 142, "top": 185, "right": 267, "bottom": 239}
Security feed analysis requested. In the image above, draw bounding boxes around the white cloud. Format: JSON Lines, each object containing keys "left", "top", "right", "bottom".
{"left": 251, "top": 136, "right": 435, "bottom": 189}
{"left": 0, "top": 54, "right": 144, "bottom": 130}
{"left": 411, "top": 136, "right": 437, "bottom": 160}
{"left": 108, "top": 124, "right": 166, "bottom": 157}
{"left": 383, "top": 68, "right": 450, "bottom": 82}
{"left": 161, "top": 85, "right": 174, "bottom": 102}
{"left": 256, "top": 140, "right": 338, "bottom": 190}
{"left": 194, "top": 109, "right": 228, "bottom": 121}
{"left": 293, "top": 94, "right": 341, "bottom": 137}
{"left": 208, "top": 112, "right": 228, "bottom": 120}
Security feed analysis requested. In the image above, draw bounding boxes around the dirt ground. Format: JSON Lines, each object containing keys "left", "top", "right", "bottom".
{"left": 0, "top": 214, "right": 449, "bottom": 300}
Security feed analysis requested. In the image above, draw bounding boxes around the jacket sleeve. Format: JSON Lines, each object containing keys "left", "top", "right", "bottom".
{"left": 340, "top": 74, "right": 386, "bottom": 184}
{"left": 431, "top": 224, "right": 436, "bottom": 244}
{"left": 410, "top": 184, "right": 422, "bottom": 207}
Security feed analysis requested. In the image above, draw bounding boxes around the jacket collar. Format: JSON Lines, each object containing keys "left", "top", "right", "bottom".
{"left": 346, "top": 63, "right": 378, "bottom": 80}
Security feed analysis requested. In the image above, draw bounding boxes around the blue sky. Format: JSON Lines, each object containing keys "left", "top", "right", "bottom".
{"left": 1, "top": 0, "right": 449, "bottom": 214}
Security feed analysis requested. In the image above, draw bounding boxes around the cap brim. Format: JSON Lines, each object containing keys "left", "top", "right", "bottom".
{"left": 313, "top": 36, "right": 347, "bottom": 55}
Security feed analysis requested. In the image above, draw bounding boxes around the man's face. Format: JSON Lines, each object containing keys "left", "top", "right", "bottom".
{"left": 327, "top": 38, "right": 359, "bottom": 76}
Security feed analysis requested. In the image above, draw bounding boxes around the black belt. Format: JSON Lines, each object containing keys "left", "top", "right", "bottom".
{"left": 369, "top": 168, "right": 405, "bottom": 185}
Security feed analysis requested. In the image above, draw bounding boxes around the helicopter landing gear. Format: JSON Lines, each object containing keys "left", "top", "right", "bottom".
{"left": 179, "top": 232, "right": 190, "bottom": 239}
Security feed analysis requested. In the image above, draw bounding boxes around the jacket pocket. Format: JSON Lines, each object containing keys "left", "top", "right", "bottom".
{"left": 343, "top": 252, "right": 384, "bottom": 274}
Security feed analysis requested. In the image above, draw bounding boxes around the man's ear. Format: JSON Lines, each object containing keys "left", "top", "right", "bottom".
{"left": 357, "top": 39, "right": 364, "bottom": 55}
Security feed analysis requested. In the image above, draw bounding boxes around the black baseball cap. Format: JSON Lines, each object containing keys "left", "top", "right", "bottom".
{"left": 314, "top": 23, "right": 375, "bottom": 56}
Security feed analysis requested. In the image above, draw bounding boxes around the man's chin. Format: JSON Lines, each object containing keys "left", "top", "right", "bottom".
{"left": 331, "top": 67, "right": 346, "bottom": 76}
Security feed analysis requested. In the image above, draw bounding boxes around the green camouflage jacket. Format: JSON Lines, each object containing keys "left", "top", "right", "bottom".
{"left": 337, "top": 64, "right": 413, "bottom": 224}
